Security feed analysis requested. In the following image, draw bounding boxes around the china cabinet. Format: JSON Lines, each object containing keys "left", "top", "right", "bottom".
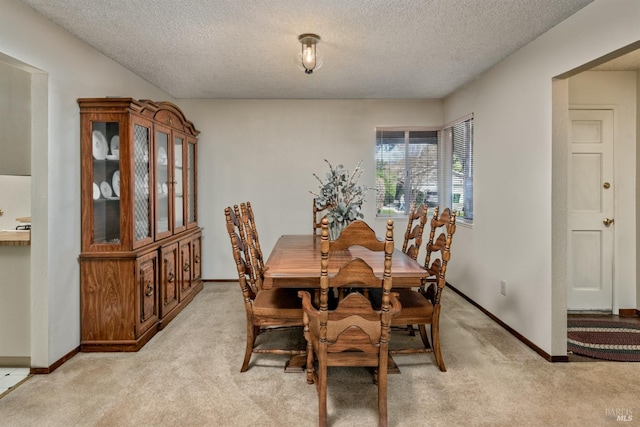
{"left": 78, "top": 98, "right": 202, "bottom": 352}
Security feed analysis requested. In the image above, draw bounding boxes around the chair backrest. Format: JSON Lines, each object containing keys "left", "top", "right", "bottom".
{"left": 224, "top": 207, "right": 259, "bottom": 301}
{"left": 231, "top": 205, "right": 252, "bottom": 270}
{"left": 240, "top": 202, "right": 266, "bottom": 285}
{"left": 402, "top": 203, "right": 428, "bottom": 260}
{"left": 422, "top": 206, "right": 457, "bottom": 305}
{"left": 312, "top": 198, "right": 330, "bottom": 235}
{"left": 317, "top": 217, "right": 397, "bottom": 351}
{"left": 329, "top": 219, "right": 386, "bottom": 252}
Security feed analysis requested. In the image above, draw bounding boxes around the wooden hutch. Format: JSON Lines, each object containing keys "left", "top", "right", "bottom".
{"left": 78, "top": 98, "right": 202, "bottom": 351}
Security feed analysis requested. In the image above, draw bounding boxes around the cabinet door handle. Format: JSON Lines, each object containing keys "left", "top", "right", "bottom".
{"left": 183, "top": 263, "right": 190, "bottom": 272}
{"left": 194, "top": 255, "right": 200, "bottom": 263}
{"left": 167, "top": 271, "right": 174, "bottom": 282}
{"left": 145, "top": 282, "right": 154, "bottom": 297}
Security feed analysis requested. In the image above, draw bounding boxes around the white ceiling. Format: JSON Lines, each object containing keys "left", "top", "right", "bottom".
{"left": 20, "top": 0, "right": 599, "bottom": 99}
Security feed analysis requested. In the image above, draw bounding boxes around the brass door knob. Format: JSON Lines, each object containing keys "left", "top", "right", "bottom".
{"left": 603, "top": 182, "right": 611, "bottom": 189}
{"left": 603, "top": 218, "right": 614, "bottom": 227}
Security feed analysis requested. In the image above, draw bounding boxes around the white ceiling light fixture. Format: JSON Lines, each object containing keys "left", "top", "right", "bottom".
{"left": 298, "top": 33, "right": 320, "bottom": 75}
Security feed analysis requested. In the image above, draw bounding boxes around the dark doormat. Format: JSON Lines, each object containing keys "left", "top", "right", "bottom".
{"left": 568, "top": 319, "right": 640, "bottom": 362}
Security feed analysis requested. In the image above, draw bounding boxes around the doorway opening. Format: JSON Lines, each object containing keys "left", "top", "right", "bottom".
{"left": 0, "top": 51, "right": 48, "bottom": 371}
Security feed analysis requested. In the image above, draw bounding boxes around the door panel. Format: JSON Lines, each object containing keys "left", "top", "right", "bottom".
{"left": 567, "top": 109, "right": 614, "bottom": 311}
{"left": 179, "top": 239, "right": 193, "bottom": 301}
{"left": 160, "top": 243, "right": 179, "bottom": 318}
{"left": 137, "top": 253, "right": 158, "bottom": 335}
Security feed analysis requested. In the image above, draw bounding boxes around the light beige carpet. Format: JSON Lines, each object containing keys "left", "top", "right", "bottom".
{"left": 1, "top": 283, "right": 639, "bottom": 426}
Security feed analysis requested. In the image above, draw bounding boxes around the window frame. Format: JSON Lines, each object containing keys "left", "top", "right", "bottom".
{"left": 375, "top": 114, "right": 474, "bottom": 224}
{"left": 375, "top": 126, "right": 440, "bottom": 217}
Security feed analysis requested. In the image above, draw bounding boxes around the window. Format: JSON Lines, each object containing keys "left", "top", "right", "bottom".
{"left": 375, "top": 129, "right": 439, "bottom": 216}
{"left": 376, "top": 115, "right": 473, "bottom": 223}
{"left": 443, "top": 115, "right": 473, "bottom": 222}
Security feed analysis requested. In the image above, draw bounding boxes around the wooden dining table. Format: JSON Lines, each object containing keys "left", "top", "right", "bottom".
{"left": 263, "top": 234, "right": 428, "bottom": 373}
{"left": 262, "top": 234, "right": 428, "bottom": 289}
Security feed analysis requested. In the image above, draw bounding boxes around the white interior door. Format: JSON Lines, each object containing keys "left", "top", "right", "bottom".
{"left": 567, "top": 109, "right": 614, "bottom": 311}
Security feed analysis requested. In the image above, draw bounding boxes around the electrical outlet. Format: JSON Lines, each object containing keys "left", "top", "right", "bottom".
{"left": 500, "top": 280, "right": 507, "bottom": 296}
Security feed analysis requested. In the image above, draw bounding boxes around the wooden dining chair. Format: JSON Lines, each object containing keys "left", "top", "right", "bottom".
{"left": 390, "top": 206, "right": 456, "bottom": 372}
{"left": 224, "top": 206, "right": 305, "bottom": 372}
{"left": 298, "top": 218, "right": 401, "bottom": 427}
{"left": 312, "top": 198, "right": 330, "bottom": 235}
{"left": 401, "top": 203, "right": 428, "bottom": 261}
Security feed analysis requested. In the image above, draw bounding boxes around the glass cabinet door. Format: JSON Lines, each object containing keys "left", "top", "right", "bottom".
{"left": 187, "top": 138, "right": 197, "bottom": 226}
{"left": 133, "top": 122, "right": 152, "bottom": 246}
{"left": 92, "top": 121, "right": 121, "bottom": 244}
{"left": 156, "top": 128, "right": 171, "bottom": 239}
{"left": 173, "top": 134, "right": 185, "bottom": 232}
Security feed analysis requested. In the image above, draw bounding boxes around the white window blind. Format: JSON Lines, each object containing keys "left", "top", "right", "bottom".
{"left": 443, "top": 116, "right": 473, "bottom": 222}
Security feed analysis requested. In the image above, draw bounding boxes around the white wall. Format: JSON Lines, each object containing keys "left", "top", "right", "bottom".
{"left": 442, "top": 0, "right": 640, "bottom": 355}
{"left": 638, "top": 70, "right": 640, "bottom": 311}
{"left": 0, "top": 176, "right": 31, "bottom": 230}
{"left": 569, "top": 71, "right": 637, "bottom": 312}
{"left": 177, "top": 99, "right": 442, "bottom": 280}
{"left": 0, "top": 245, "right": 30, "bottom": 362}
{"left": 0, "top": 60, "right": 30, "bottom": 175}
{"left": 0, "top": 0, "right": 172, "bottom": 368}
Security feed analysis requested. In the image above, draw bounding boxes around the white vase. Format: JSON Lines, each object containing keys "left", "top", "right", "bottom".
{"left": 328, "top": 221, "right": 349, "bottom": 241}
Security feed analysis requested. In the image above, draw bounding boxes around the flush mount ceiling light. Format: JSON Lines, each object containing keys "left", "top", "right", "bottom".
{"left": 298, "top": 33, "right": 320, "bottom": 75}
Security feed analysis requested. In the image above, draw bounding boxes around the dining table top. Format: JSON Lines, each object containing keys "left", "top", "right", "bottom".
{"left": 262, "top": 234, "right": 428, "bottom": 289}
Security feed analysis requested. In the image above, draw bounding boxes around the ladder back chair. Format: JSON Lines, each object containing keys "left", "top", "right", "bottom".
{"left": 390, "top": 206, "right": 456, "bottom": 372}
{"left": 298, "top": 217, "right": 401, "bottom": 427}
{"left": 224, "top": 206, "right": 305, "bottom": 372}
{"left": 401, "top": 203, "right": 428, "bottom": 261}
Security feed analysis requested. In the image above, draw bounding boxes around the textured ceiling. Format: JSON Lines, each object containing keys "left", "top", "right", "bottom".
{"left": 20, "top": 0, "right": 597, "bottom": 99}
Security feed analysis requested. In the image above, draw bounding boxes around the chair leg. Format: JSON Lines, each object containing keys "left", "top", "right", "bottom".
{"left": 432, "top": 321, "right": 446, "bottom": 372}
{"left": 305, "top": 340, "right": 315, "bottom": 384}
{"left": 418, "top": 324, "right": 432, "bottom": 350}
{"left": 407, "top": 324, "right": 416, "bottom": 336}
{"left": 317, "top": 357, "right": 328, "bottom": 427}
{"left": 241, "top": 322, "right": 257, "bottom": 372}
{"left": 378, "top": 351, "right": 389, "bottom": 427}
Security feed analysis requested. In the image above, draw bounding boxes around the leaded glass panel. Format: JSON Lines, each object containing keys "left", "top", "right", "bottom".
{"left": 188, "top": 142, "right": 196, "bottom": 223}
{"left": 134, "top": 124, "right": 151, "bottom": 241}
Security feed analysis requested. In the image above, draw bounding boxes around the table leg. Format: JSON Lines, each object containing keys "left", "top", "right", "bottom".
{"left": 388, "top": 353, "right": 401, "bottom": 374}
{"left": 284, "top": 354, "right": 307, "bottom": 373}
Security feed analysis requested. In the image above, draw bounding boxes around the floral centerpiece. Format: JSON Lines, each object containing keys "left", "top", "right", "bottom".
{"left": 311, "top": 159, "right": 371, "bottom": 240}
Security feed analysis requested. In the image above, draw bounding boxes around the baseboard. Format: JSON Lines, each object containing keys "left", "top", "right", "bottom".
{"left": 202, "top": 279, "right": 236, "bottom": 283}
{"left": 30, "top": 347, "right": 79, "bottom": 375}
{"left": 446, "top": 283, "right": 569, "bottom": 363}
{"left": 618, "top": 308, "right": 640, "bottom": 317}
